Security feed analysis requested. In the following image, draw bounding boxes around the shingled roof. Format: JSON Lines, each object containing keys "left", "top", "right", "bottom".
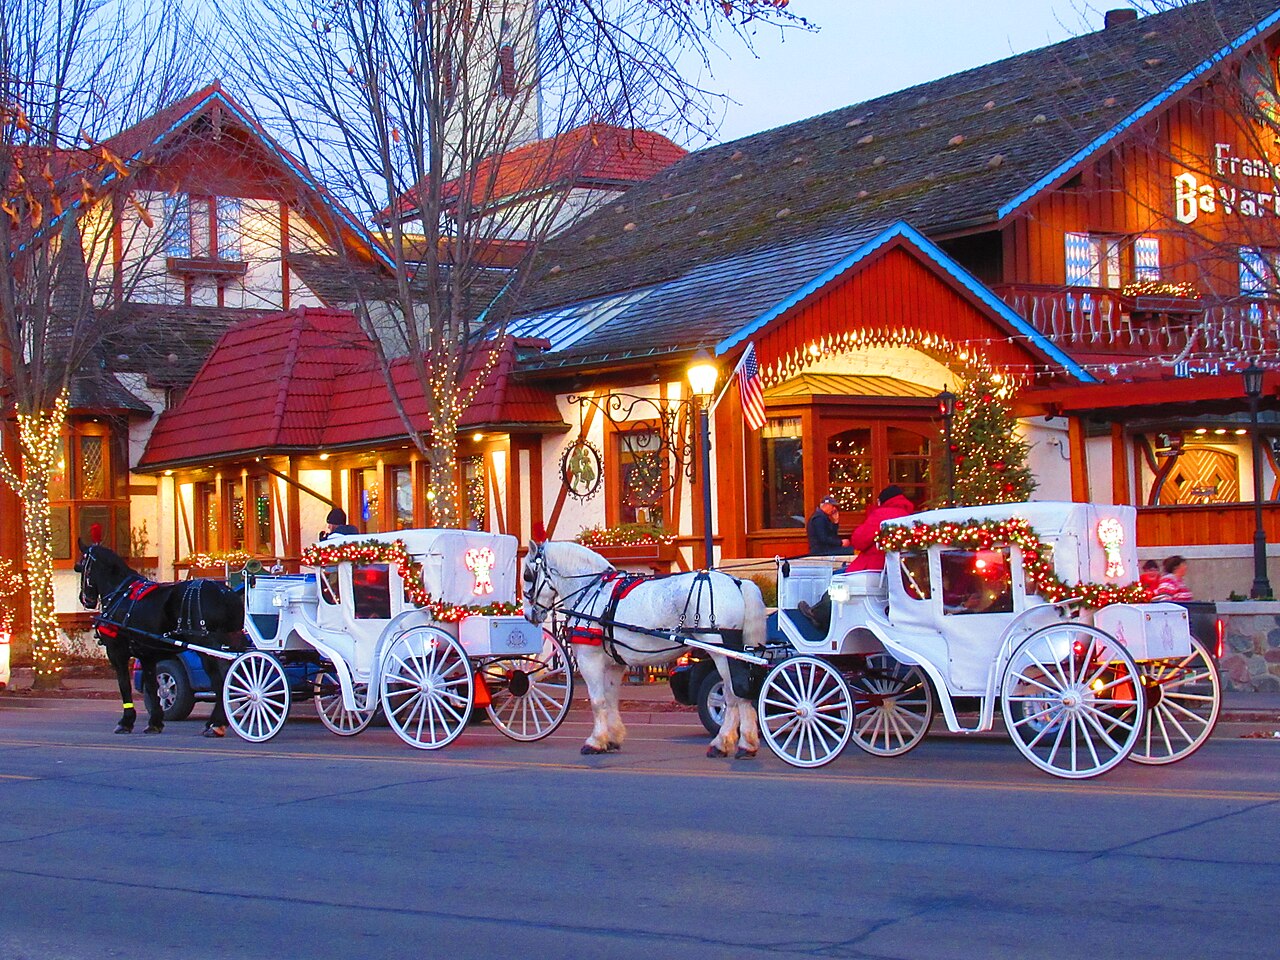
{"left": 521, "top": 0, "right": 1280, "bottom": 315}
{"left": 138, "top": 307, "right": 564, "bottom": 470}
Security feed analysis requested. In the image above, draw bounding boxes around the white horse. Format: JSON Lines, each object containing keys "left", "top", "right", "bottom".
{"left": 523, "top": 540, "right": 767, "bottom": 758}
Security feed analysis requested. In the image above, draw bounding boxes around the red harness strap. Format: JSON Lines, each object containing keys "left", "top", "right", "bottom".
{"left": 128, "top": 582, "right": 159, "bottom": 602}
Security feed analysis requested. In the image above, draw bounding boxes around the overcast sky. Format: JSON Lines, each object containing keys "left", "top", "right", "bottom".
{"left": 681, "top": 0, "right": 1115, "bottom": 146}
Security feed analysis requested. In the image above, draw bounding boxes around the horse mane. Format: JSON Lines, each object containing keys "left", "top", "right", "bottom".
{"left": 538, "top": 540, "right": 613, "bottom": 578}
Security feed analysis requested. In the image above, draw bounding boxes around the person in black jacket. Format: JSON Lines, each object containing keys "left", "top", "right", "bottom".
{"left": 320, "top": 507, "right": 359, "bottom": 540}
{"left": 806, "top": 496, "right": 848, "bottom": 555}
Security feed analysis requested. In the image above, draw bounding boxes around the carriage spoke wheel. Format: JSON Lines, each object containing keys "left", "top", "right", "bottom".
{"left": 380, "top": 627, "right": 473, "bottom": 750}
{"left": 847, "top": 653, "right": 934, "bottom": 757}
{"left": 224, "top": 651, "right": 291, "bottom": 743}
{"left": 480, "top": 632, "right": 574, "bottom": 742}
{"left": 1128, "top": 636, "right": 1222, "bottom": 765}
{"left": 758, "top": 656, "right": 855, "bottom": 768}
{"left": 1001, "top": 624, "right": 1144, "bottom": 779}
{"left": 314, "top": 669, "right": 376, "bottom": 737}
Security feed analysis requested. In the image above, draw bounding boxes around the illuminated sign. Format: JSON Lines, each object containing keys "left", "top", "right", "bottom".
{"left": 464, "top": 547, "right": 497, "bottom": 596}
{"left": 1096, "top": 518, "right": 1126, "bottom": 580}
{"left": 1174, "top": 143, "right": 1280, "bottom": 224}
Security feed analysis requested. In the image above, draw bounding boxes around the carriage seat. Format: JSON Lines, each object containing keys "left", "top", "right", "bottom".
{"left": 829, "top": 569, "right": 888, "bottom": 602}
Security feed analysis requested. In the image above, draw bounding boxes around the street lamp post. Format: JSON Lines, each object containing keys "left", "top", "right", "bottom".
{"left": 1243, "top": 362, "right": 1273, "bottom": 600}
{"left": 687, "top": 351, "right": 718, "bottom": 569}
{"left": 936, "top": 387, "right": 957, "bottom": 507}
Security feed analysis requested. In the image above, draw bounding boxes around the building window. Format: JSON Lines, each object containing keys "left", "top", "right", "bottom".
{"left": 251, "top": 476, "right": 272, "bottom": 553}
{"left": 827, "top": 427, "right": 873, "bottom": 511}
{"left": 615, "top": 428, "right": 665, "bottom": 525}
{"left": 463, "top": 456, "right": 487, "bottom": 530}
{"left": 1240, "top": 246, "right": 1280, "bottom": 296}
{"left": 196, "top": 481, "right": 219, "bottom": 553}
{"left": 1065, "top": 232, "right": 1122, "bottom": 287}
{"left": 391, "top": 465, "right": 413, "bottom": 530}
{"left": 1133, "top": 236, "right": 1161, "bottom": 281}
{"left": 886, "top": 427, "right": 932, "bottom": 507}
{"left": 228, "top": 479, "right": 246, "bottom": 550}
{"left": 761, "top": 417, "right": 804, "bottom": 529}
{"left": 355, "top": 466, "right": 381, "bottom": 533}
{"left": 46, "top": 423, "right": 130, "bottom": 563}
{"left": 163, "top": 194, "right": 243, "bottom": 261}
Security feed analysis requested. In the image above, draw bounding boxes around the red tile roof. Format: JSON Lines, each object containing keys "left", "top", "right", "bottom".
{"left": 139, "top": 307, "right": 563, "bottom": 468}
{"left": 388, "top": 123, "right": 686, "bottom": 220}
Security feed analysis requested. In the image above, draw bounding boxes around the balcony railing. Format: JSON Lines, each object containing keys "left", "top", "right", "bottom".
{"left": 992, "top": 284, "right": 1280, "bottom": 357}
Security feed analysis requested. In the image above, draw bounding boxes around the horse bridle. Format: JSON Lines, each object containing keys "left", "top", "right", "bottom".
{"left": 523, "top": 544, "right": 613, "bottom": 625}
{"left": 76, "top": 545, "right": 135, "bottom": 612}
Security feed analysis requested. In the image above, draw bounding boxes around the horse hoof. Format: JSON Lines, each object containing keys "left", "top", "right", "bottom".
{"left": 202, "top": 726, "right": 227, "bottom": 739}
{"left": 707, "top": 745, "right": 728, "bottom": 758}
{"left": 143, "top": 725, "right": 164, "bottom": 734}
{"left": 114, "top": 725, "right": 132, "bottom": 735}
{"left": 606, "top": 741, "right": 622, "bottom": 753}
{"left": 735, "top": 748, "right": 758, "bottom": 759}
{"left": 580, "top": 744, "right": 608, "bottom": 755}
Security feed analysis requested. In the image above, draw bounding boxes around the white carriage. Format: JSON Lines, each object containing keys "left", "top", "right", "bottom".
{"left": 762, "top": 502, "right": 1222, "bottom": 778}
{"left": 227, "top": 529, "right": 573, "bottom": 749}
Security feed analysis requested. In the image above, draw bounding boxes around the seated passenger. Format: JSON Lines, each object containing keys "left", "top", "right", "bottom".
{"left": 1154, "top": 555, "right": 1193, "bottom": 602}
{"left": 799, "top": 486, "right": 914, "bottom": 631}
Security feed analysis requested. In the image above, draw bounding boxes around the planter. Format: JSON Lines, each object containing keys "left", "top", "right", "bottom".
{"left": 1215, "top": 601, "right": 1280, "bottom": 693}
{"left": 589, "top": 542, "right": 678, "bottom": 572}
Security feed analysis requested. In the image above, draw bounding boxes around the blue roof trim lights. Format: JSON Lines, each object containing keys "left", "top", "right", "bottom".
{"left": 999, "top": 9, "right": 1280, "bottom": 220}
{"left": 714, "top": 220, "right": 1097, "bottom": 383}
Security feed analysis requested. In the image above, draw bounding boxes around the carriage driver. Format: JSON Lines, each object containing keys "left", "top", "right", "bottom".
{"left": 799, "top": 485, "right": 915, "bottom": 632}
{"left": 320, "top": 507, "right": 359, "bottom": 540}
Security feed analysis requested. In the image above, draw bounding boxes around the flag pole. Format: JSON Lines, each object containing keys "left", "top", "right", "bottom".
{"left": 710, "top": 348, "right": 748, "bottom": 413}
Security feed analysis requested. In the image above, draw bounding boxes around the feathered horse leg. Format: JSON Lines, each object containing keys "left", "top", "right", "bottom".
{"left": 576, "top": 645, "right": 623, "bottom": 754}
{"left": 103, "top": 636, "right": 136, "bottom": 734}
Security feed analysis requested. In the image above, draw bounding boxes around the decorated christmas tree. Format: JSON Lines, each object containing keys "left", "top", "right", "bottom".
{"left": 945, "top": 375, "right": 1036, "bottom": 506}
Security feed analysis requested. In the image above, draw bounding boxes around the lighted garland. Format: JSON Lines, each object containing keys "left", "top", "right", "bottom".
{"left": 876, "top": 516, "right": 1152, "bottom": 609}
{"left": 576, "top": 523, "right": 676, "bottom": 548}
{"left": 299, "top": 538, "right": 520, "bottom": 620}
{"left": 1121, "top": 279, "right": 1199, "bottom": 299}
{"left": 0, "top": 558, "right": 22, "bottom": 635}
{"left": 187, "top": 550, "right": 254, "bottom": 569}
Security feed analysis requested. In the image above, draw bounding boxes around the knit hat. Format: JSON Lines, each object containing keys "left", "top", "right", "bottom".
{"left": 878, "top": 485, "right": 906, "bottom": 504}
{"left": 820, "top": 495, "right": 839, "bottom": 507}
{"left": 326, "top": 507, "right": 347, "bottom": 525}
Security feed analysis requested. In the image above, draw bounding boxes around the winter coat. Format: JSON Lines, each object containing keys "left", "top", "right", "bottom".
{"left": 844, "top": 494, "right": 915, "bottom": 573}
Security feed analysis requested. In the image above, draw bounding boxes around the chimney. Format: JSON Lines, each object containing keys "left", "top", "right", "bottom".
{"left": 1105, "top": 8, "right": 1139, "bottom": 29}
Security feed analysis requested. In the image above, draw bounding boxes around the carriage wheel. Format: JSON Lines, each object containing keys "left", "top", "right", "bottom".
{"left": 224, "top": 651, "right": 291, "bottom": 743}
{"left": 314, "top": 669, "right": 376, "bottom": 737}
{"left": 379, "top": 627, "right": 474, "bottom": 750}
{"left": 1001, "top": 624, "right": 1144, "bottom": 779}
{"left": 1128, "top": 636, "right": 1222, "bottom": 765}
{"left": 758, "top": 656, "right": 855, "bottom": 768}
{"left": 480, "top": 631, "right": 574, "bottom": 742}
{"left": 847, "top": 652, "right": 934, "bottom": 757}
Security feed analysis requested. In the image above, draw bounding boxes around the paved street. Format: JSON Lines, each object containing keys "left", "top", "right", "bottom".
{"left": 1, "top": 699, "right": 1277, "bottom": 960}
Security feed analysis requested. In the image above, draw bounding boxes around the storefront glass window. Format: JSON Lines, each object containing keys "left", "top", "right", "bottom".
{"left": 392, "top": 466, "right": 413, "bottom": 530}
{"left": 358, "top": 466, "right": 381, "bottom": 533}
{"left": 252, "top": 476, "right": 272, "bottom": 551}
{"left": 761, "top": 417, "right": 804, "bottom": 528}
{"left": 463, "top": 456, "right": 487, "bottom": 530}
{"left": 828, "top": 427, "right": 872, "bottom": 511}
{"left": 887, "top": 428, "right": 933, "bottom": 507}
{"left": 228, "top": 480, "right": 245, "bottom": 550}
{"left": 618, "top": 429, "right": 664, "bottom": 525}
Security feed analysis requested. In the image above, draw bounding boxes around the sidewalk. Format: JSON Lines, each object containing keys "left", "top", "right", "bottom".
{"left": 4, "top": 666, "right": 1280, "bottom": 725}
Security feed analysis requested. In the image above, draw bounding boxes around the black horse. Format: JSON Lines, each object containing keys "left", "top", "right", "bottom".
{"left": 74, "top": 541, "right": 247, "bottom": 735}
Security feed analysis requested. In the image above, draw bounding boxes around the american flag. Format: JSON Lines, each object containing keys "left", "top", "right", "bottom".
{"left": 735, "top": 343, "right": 767, "bottom": 430}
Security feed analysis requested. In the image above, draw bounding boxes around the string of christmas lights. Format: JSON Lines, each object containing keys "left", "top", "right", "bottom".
{"left": 299, "top": 538, "right": 520, "bottom": 619}
{"left": 0, "top": 558, "right": 22, "bottom": 636}
{"left": 0, "top": 391, "right": 71, "bottom": 683}
{"left": 876, "top": 516, "right": 1152, "bottom": 609}
{"left": 575, "top": 524, "right": 677, "bottom": 548}
{"left": 186, "top": 550, "right": 254, "bottom": 569}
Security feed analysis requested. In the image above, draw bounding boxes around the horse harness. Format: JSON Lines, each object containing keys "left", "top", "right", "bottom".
{"left": 534, "top": 560, "right": 746, "bottom": 667}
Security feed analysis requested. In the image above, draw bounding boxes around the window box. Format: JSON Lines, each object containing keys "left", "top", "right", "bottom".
{"left": 166, "top": 256, "right": 248, "bottom": 278}
{"left": 591, "top": 541, "right": 679, "bottom": 570}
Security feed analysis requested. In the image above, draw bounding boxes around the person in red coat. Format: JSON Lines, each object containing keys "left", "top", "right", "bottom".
{"left": 799, "top": 486, "right": 915, "bottom": 631}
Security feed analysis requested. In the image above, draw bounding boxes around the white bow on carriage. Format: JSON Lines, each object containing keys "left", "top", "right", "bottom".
{"left": 766, "top": 502, "right": 1222, "bottom": 778}
{"left": 229, "top": 529, "right": 573, "bottom": 749}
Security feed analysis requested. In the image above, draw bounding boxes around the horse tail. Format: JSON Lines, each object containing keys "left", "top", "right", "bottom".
{"left": 739, "top": 579, "right": 767, "bottom": 650}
